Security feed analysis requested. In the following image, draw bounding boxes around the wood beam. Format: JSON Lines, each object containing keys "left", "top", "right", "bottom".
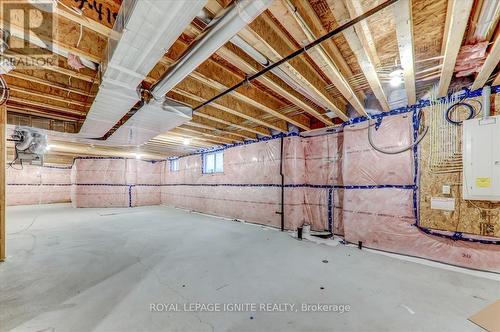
{"left": 8, "top": 97, "right": 85, "bottom": 116}
{"left": 54, "top": 5, "right": 113, "bottom": 37}
{"left": 471, "top": 33, "right": 500, "bottom": 90}
{"left": 6, "top": 72, "right": 94, "bottom": 97}
{"left": 243, "top": 15, "right": 345, "bottom": 122}
{"left": 438, "top": 0, "right": 474, "bottom": 97}
{"left": 343, "top": 0, "right": 382, "bottom": 67}
{"left": 189, "top": 118, "right": 256, "bottom": 140}
{"left": 0, "top": 104, "right": 5, "bottom": 261}
{"left": 189, "top": 67, "right": 311, "bottom": 131}
{"left": 173, "top": 78, "right": 288, "bottom": 133}
{"left": 185, "top": 121, "right": 251, "bottom": 141}
{"left": 328, "top": 1, "right": 390, "bottom": 112}
{"left": 153, "top": 47, "right": 310, "bottom": 130}
{"left": 0, "top": 17, "right": 102, "bottom": 64}
{"left": 7, "top": 105, "right": 80, "bottom": 121}
{"left": 276, "top": 0, "right": 366, "bottom": 116}
{"left": 9, "top": 85, "right": 89, "bottom": 107}
{"left": 394, "top": 0, "right": 416, "bottom": 104}
{"left": 5, "top": 49, "right": 97, "bottom": 83}
{"left": 216, "top": 45, "right": 329, "bottom": 126}
{"left": 168, "top": 91, "right": 271, "bottom": 137}
{"left": 177, "top": 126, "right": 240, "bottom": 144}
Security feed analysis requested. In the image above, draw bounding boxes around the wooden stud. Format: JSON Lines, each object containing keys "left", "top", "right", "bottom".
{"left": 394, "top": 0, "right": 416, "bottom": 104}
{"left": 438, "top": 0, "right": 474, "bottom": 97}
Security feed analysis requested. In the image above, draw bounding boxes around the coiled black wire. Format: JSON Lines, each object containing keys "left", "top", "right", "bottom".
{"left": 445, "top": 99, "right": 482, "bottom": 125}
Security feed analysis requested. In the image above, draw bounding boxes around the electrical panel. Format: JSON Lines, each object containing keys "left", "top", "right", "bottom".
{"left": 462, "top": 115, "right": 500, "bottom": 201}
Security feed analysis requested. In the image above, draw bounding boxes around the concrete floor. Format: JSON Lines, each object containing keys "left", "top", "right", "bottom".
{"left": 1, "top": 204, "right": 498, "bottom": 332}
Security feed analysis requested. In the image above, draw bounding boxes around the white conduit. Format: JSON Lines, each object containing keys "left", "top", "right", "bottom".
{"left": 151, "top": 0, "right": 273, "bottom": 99}
{"left": 428, "top": 87, "right": 463, "bottom": 173}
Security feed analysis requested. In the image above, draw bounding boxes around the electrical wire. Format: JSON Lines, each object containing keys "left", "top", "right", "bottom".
{"left": 445, "top": 98, "right": 482, "bottom": 125}
{"left": 367, "top": 110, "right": 429, "bottom": 155}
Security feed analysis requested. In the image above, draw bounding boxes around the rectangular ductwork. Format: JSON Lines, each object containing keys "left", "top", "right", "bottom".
{"left": 78, "top": 0, "right": 206, "bottom": 139}
{"left": 106, "top": 98, "right": 192, "bottom": 146}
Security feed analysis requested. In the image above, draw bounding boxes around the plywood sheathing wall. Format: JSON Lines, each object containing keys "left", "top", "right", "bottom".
{"left": 419, "top": 96, "right": 500, "bottom": 237}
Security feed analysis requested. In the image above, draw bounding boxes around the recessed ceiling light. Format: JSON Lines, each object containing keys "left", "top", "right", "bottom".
{"left": 183, "top": 138, "right": 191, "bottom": 146}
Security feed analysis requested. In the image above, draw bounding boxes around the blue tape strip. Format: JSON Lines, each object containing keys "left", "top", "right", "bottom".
{"left": 128, "top": 185, "right": 132, "bottom": 208}
{"left": 328, "top": 188, "right": 333, "bottom": 232}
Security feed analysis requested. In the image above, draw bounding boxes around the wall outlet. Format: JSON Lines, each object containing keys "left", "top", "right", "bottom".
{"left": 442, "top": 185, "right": 451, "bottom": 195}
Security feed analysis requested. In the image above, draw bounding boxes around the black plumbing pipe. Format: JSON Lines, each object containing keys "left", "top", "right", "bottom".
{"left": 280, "top": 135, "right": 285, "bottom": 232}
{"left": 192, "top": 0, "right": 398, "bottom": 112}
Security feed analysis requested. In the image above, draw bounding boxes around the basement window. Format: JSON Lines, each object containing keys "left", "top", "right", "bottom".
{"left": 202, "top": 151, "right": 223, "bottom": 174}
{"left": 170, "top": 159, "right": 179, "bottom": 172}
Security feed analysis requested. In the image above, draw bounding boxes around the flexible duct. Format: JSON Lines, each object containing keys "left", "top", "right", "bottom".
{"left": 151, "top": 0, "right": 272, "bottom": 99}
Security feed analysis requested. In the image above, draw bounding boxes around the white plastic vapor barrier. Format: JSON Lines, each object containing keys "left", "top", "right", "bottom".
{"left": 79, "top": 0, "right": 206, "bottom": 139}
{"left": 107, "top": 98, "right": 192, "bottom": 146}
{"left": 151, "top": 0, "right": 272, "bottom": 98}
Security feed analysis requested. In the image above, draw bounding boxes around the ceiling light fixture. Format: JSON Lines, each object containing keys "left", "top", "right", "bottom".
{"left": 183, "top": 138, "right": 191, "bottom": 146}
{"left": 389, "top": 65, "right": 404, "bottom": 88}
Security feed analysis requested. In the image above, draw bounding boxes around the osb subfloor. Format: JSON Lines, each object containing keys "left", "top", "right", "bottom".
{"left": 1, "top": 204, "right": 497, "bottom": 332}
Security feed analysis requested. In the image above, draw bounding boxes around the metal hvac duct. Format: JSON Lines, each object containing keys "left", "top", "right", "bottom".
{"left": 78, "top": 0, "right": 206, "bottom": 139}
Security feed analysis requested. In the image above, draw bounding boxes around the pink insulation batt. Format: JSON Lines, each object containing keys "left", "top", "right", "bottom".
{"left": 5, "top": 107, "right": 499, "bottom": 272}
{"left": 6, "top": 165, "right": 71, "bottom": 206}
{"left": 341, "top": 114, "right": 500, "bottom": 272}
{"left": 71, "top": 158, "right": 162, "bottom": 208}
{"left": 161, "top": 139, "right": 286, "bottom": 228}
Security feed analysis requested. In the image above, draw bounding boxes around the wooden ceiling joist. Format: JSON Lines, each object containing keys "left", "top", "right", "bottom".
{"left": 329, "top": 1, "right": 390, "bottom": 112}
{"left": 216, "top": 45, "right": 329, "bottom": 126}
{"left": 343, "top": 0, "right": 382, "bottom": 68}
{"left": 6, "top": 72, "right": 95, "bottom": 97}
{"left": 189, "top": 68, "right": 311, "bottom": 131}
{"left": 189, "top": 118, "right": 257, "bottom": 141}
{"left": 242, "top": 15, "right": 343, "bottom": 122}
{"left": 394, "top": 0, "right": 416, "bottom": 104}
{"left": 8, "top": 97, "right": 85, "bottom": 117}
{"left": 173, "top": 78, "right": 288, "bottom": 133}
{"left": 275, "top": 0, "right": 366, "bottom": 116}
{"left": 177, "top": 126, "right": 241, "bottom": 144}
{"left": 0, "top": 17, "right": 102, "bottom": 64}
{"left": 168, "top": 91, "right": 271, "bottom": 137}
{"left": 6, "top": 105, "right": 80, "bottom": 122}
{"left": 438, "top": 0, "right": 474, "bottom": 97}
{"left": 8, "top": 85, "right": 89, "bottom": 108}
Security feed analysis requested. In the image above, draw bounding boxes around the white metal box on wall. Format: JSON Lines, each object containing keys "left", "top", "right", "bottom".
{"left": 462, "top": 115, "right": 500, "bottom": 201}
